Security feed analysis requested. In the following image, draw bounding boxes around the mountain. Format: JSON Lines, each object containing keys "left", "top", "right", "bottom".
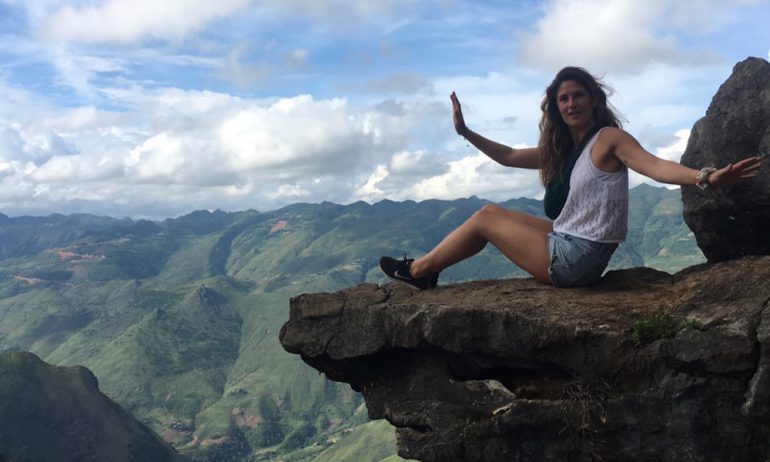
{"left": 0, "top": 185, "right": 702, "bottom": 461}
{"left": 0, "top": 351, "right": 189, "bottom": 462}
{"left": 0, "top": 213, "right": 128, "bottom": 261}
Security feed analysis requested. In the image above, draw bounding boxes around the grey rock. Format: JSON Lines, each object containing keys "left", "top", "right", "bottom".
{"left": 280, "top": 257, "right": 770, "bottom": 462}
{"left": 681, "top": 57, "right": 770, "bottom": 261}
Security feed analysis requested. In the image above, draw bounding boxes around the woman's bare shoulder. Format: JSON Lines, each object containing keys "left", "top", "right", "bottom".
{"left": 595, "top": 127, "right": 638, "bottom": 151}
{"left": 598, "top": 126, "right": 625, "bottom": 139}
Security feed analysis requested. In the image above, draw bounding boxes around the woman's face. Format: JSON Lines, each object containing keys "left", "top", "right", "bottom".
{"left": 556, "top": 80, "right": 594, "bottom": 130}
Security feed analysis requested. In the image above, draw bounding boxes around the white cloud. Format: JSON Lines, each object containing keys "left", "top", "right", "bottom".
{"left": 125, "top": 132, "right": 186, "bottom": 182}
{"left": 215, "top": 95, "right": 377, "bottom": 181}
{"left": 1, "top": 70, "right": 558, "bottom": 215}
{"left": 390, "top": 150, "right": 444, "bottom": 176}
{"left": 519, "top": 0, "right": 651, "bottom": 73}
{"left": 41, "top": 0, "right": 252, "bottom": 43}
{"left": 0, "top": 82, "right": 427, "bottom": 216}
{"left": 0, "top": 122, "right": 76, "bottom": 163}
{"left": 35, "top": 0, "right": 431, "bottom": 44}
{"left": 354, "top": 150, "right": 543, "bottom": 204}
{"left": 355, "top": 164, "right": 389, "bottom": 202}
{"left": 0, "top": 126, "right": 26, "bottom": 162}
{"left": 655, "top": 129, "right": 690, "bottom": 163}
{"left": 410, "top": 153, "right": 542, "bottom": 201}
{"left": 517, "top": 0, "right": 725, "bottom": 74}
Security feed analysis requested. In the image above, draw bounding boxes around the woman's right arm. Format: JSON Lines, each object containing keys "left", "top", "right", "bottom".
{"left": 451, "top": 92, "right": 540, "bottom": 169}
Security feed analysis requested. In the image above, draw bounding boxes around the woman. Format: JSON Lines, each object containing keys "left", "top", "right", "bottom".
{"left": 380, "top": 66, "right": 764, "bottom": 289}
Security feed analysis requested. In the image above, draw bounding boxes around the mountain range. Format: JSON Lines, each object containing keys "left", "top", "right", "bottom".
{"left": 0, "top": 184, "right": 703, "bottom": 461}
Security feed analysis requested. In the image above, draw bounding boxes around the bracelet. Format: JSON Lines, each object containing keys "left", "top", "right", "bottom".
{"left": 696, "top": 167, "right": 717, "bottom": 190}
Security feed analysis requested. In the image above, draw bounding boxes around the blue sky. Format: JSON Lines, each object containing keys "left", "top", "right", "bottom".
{"left": 1, "top": 0, "right": 769, "bottom": 218}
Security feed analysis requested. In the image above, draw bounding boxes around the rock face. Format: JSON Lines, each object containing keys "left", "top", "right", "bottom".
{"left": 681, "top": 57, "right": 770, "bottom": 262}
{"left": 280, "top": 257, "right": 770, "bottom": 462}
{"left": 0, "top": 351, "right": 189, "bottom": 462}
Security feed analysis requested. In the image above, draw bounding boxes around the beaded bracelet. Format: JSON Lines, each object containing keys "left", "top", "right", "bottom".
{"left": 696, "top": 167, "right": 717, "bottom": 190}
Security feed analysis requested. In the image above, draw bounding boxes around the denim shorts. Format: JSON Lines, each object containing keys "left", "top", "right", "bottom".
{"left": 548, "top": 232, "right": 617, "bottom": 287}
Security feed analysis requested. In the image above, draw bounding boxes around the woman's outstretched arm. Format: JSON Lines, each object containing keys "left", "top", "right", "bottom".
{"left": 451, "top": 92, "right": 540, "bottom": 169}
{"left": 601, "top": 127, "right": 764, "bottom": 187}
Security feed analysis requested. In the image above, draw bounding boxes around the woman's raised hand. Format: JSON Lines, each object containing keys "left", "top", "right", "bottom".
{"left": 708, "top": 155, "right": 765, "bottom": 188}
{"left": 451, "top": 92, "right": 469, "bottom": 136}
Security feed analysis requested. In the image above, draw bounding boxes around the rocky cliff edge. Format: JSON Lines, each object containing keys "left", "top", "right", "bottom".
{"left": 280, "top": 257, "right": 770, "bottom": 461}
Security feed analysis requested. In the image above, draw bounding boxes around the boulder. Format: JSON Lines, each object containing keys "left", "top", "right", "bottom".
{"left": 280, "top": 257, "right": 770, "bottom": 462}
{"left": 681, "top": 57, "right": 770, "bottom": 261}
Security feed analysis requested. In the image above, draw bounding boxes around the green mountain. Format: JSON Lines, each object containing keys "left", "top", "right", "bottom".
{"left": 0, "top": 185, "right": 702, "bottom": 461}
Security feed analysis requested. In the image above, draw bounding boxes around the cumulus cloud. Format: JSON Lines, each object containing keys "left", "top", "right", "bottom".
{"left": 409, "top": 152, "right": 542, "bottom": 201}
{"left": 216, "top": 95, "right": 375, "bottom": 182}
{"left": 0, "top": 69, "right": 552, "bottom": 217}
{"left": 0, "top": 81, "right": 446, "bottom": 216}
{"left": 0, "top": 122, "right": 76, "bottom": 164}
{"left": 517, "top": 0, "right": 724, "bottom": 74}
{"left": 390, "top": 150, "right": 446, "bottom": 176}
{"left": 355, "top": 164, "right": 390, "bottom": 201}
{"left": 355, "top": 147, "right": 543, "bottom": 204}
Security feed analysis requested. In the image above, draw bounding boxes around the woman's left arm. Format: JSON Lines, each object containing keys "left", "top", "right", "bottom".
{"left": 610, "top": 128, "right": 764, "bottom": 187}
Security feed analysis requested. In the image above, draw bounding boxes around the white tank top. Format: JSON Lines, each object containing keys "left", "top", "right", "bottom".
{"left": 552, "top": 128, "right": 628, "bottom": 243}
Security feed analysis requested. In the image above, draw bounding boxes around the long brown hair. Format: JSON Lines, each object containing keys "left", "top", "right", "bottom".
{"left": 538, "top": 66, "right": 622, "bottom": 185}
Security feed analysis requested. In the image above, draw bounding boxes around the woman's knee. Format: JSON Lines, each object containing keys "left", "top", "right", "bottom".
{"left": 478, "top": 203, "right": 503, "bottom": 215}
{"left": 469, "top": 204, "right": 503, "bottom": 229}
{"left": 470, "top": 205, "right": 494, "bottom": 224}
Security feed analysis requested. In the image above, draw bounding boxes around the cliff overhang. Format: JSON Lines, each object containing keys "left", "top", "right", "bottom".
{"left": 280, "top": 257, "right": 770, "bottom": 461}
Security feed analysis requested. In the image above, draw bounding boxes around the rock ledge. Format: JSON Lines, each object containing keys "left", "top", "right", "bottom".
{"left": 280, "top": 257, "right": 770, "bottom": 462}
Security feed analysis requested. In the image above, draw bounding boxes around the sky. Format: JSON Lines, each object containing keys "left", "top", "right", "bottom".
{"left": 1, "top": 0, "right": 769, "bottom": 219}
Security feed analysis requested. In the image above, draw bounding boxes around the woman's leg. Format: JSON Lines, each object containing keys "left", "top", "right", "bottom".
{"left": 409, "top": 204, "right": 553, "bottom": 284}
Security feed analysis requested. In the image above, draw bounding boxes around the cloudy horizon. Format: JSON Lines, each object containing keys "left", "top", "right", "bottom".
{"left": 1, "top": 0, "right": 769, "bottom": 219}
